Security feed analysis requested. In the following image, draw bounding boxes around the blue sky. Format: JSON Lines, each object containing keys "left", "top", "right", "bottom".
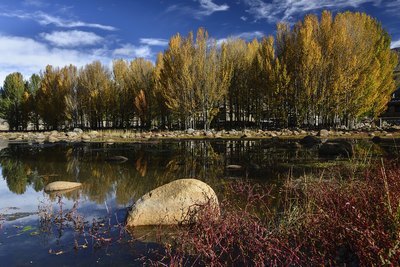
{"left": 0, "top": 0, "right": 399, "bottom": 84}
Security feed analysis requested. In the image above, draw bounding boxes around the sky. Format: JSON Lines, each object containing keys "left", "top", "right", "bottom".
{"left": 0, "top": 0, "right": 399, "bottom": 84}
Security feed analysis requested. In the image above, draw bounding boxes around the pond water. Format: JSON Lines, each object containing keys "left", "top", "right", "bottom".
{"left": 0, "top": 139, "right": 397, "bottom": 266}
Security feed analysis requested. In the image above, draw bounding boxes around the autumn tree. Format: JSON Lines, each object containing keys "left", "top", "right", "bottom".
{"left": 37, "top": 65, "right": 77, "bottom": 129}
{"left": 78, "top": 61, "right": 112, "bottom": 128}
{"left": 223, "top": 38, "right": 248, "bottom": 126}
{"left": 193, "top": 28, "right": 232, "bottom": 130}
{"left": 154, "top": 52, "right": 171, "bottom": 128}
{"left": 130, "top": 58, "right": 155, "bottom": 128}
{"left": 158, "top": 32, "right": 196, "bottom": 129}
{"left": 276, "top": 11, "right": 397, "bottom": 127}
{"left": 112, "top": 59, "right": 132, "bottom": 127}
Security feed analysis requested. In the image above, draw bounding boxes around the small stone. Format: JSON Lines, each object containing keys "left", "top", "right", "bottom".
{"left": 106, "top": 139, "right": 115, "bottom": 144}
{"left": 81, "top": 134, "right": 91, "bottom": 141}
{"left": 44, "top": 181, "right": 82, "bottom": 192}
{"left": 47, "top": 136, "right": 59, "bottom": 143}
{"left": 226, "top": 165, "right": 243, "bottom": 170}
{"left": 318, "top": 129, "right": 329, "bottom": 137}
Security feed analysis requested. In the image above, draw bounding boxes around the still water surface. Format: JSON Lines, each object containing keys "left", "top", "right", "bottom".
{"left": 0, "top": 139, "right": 396, "bottom": 266}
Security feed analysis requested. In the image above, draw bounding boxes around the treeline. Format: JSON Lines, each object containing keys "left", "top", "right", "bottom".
{"left": 0, "top": 11, "right": 398, "bottom": 131}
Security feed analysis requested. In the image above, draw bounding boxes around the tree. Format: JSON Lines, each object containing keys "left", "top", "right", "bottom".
{"left": 276, "top": 11, "right": 397, "bottom": 127}
{"left": 130, "top": 58, "right": 155, "bottom": 128}
{"left": 78, "top": 61, "right": 112, "bottom": 128}
{"left": 159, "top": 32, "right": 196, "bottom": 129}
{"left": 26, "top": 74, "right": 41, "bottom": 130}
{"left": 37, "top": 65, "right": 77, "bottom": 129}
{"left": 0, "top": 72, "right": 29, "bottom": 130}
{"left": 112, "top": 59, "right": 132, "bottom": 128}
{"left": 154, "top": 52, "right": 171, "bottom": 128}
{"left": 193, "top": 28, "right": 232, "bottom": 130}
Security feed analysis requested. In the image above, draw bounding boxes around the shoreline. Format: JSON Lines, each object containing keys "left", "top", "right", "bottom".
{"left": 0, "top": 128, "right": 399, "bottom": 144}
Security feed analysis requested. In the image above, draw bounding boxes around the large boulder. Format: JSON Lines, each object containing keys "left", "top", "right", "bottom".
{"left": 318, "top": 140, "right": 353, "bottom": 158}
{"left": 126, "top": 179, "right": 219, "bottom": 227}
{"left": 44, "top": 181, "right": 82, "bottom": 192}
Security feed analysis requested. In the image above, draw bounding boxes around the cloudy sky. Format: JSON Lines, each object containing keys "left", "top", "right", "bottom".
{"left": 0, "top": 0, "right": 399, "bottom": 84}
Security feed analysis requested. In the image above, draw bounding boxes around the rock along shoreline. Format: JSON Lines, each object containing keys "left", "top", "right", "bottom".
{"left": 1, "top": 127, "right": 400, "bottom": 144}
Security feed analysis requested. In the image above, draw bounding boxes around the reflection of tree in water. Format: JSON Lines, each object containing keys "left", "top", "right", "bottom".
{"left": 0, "top": 142, "right": 226, "bottom": 203}
{"left": 1, "top": 160, "right": 28, "bottom": 194}
{"left": 0, "top": 140, "right": 387, "bottom": 204}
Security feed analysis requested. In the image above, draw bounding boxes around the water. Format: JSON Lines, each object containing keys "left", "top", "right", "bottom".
{"left": 0, "top": 139, "right": 397, "bottom": 266}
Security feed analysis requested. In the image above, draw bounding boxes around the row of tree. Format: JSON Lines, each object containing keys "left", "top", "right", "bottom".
{"left": 0, "top": 11, "right": 398, "bottom": 131}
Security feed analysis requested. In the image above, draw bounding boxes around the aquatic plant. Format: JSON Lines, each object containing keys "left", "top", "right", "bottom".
{"left": 153, "top": 160, "right": 400, "bottom": 266}
{"left": 38, "top": 195, "right": 128, "bottom": 255}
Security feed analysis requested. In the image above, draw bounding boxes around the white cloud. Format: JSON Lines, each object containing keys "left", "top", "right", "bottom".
{"left": 0, "top": 35, "right": 112, "bottom": 85}
{"left": 23, "top": 0, "right": 47, "bottom": 7}
{"left": 391, "top": 39, "right": 400, "bottom": 49}
{"left": 198, "top": 0, "right": 229, "bottom": 16}
{"left": 243, "top": 0, "right": 381, "bottom": 22}
{"left": 113, "top": 44, "right": 152, "bottom": 58}
{"left": 140, "top": 38, "right": 168, "bottom": 46}
{"left": 166, "top": 0, "right": 229, "bottom": 18}
{"left": 40, "top": 30, "right": 104, "bottom": 47}
{"left": 216, "top": 31, "right": 265, "bottom": 45}
{"left": 0, "top": 11, "right": 117, "bottom": 31}
{"left": 240, "top": 16, "right": 248, "bottom": 21}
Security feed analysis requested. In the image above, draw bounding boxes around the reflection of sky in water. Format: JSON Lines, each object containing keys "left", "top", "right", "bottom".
{"left": 0, "top": 140, "right": 394, "bottom": 265}
{"left": 0, "top": 165, "right": 125, "bottom": 217}
{"left": 0, "top": 164, "right": 133, "bottom": 266}
{"left": 0, "top": 167, "right": 46, "bottom": 214}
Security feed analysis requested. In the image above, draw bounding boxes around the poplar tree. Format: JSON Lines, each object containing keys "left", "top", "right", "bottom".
{"left": 26, "top": 74, "right": 41, "bottom": 130}
{"left": 193, "top": 28, "right": 232, "bottom": 130}
{"left": 130, "top": 58, "right": 155, "bottom": 128}
{"left": 159, "top": 33, "right": 196, "bottom": 129}
{"left": 0, "top": 72, "right": 28, "bottom": 130}
{"left": 77, "top": 61, "right": 111, "bottom": 128}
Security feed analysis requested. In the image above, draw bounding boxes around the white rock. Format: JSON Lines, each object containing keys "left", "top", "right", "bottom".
{"left": 126, "top": 179, "right": 219, "bottom": 227}
{"left": 44, "top": 181, "right": 82, "bottom": 192}
{"left": 318, "top": 129, "right": 329, "bottom": 137}
{"left": 226, "top": 164, "right": 243, "bottom": 170}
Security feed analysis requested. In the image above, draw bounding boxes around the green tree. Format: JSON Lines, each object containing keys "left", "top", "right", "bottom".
{"left": 0, "top": 72, "right": 29, "bottom": 130}
{"left": 26, "top": 74, "right": 41, "bottom": 130}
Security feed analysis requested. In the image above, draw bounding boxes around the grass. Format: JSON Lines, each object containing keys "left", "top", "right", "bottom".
{"left": 148, "top": 160, "right": 400, "bottom": 266}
